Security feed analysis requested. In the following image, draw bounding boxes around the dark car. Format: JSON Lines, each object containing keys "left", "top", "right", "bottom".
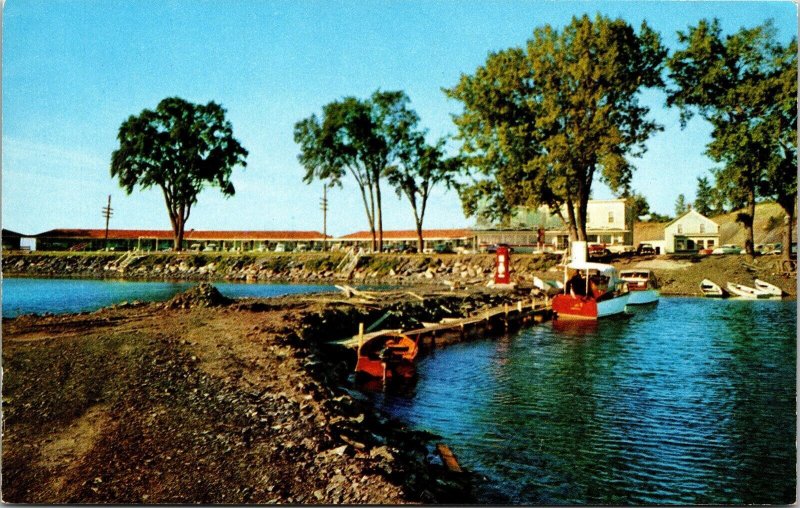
{"left": 434, "top": 243, "right": 454, "bottom": 254}
{"left": 486, "top": 243, "right": 513, "bottom": 254}
{"left": 636, "top": 243, "right": 656, "bottom": 255}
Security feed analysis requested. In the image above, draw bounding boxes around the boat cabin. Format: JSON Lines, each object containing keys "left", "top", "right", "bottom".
{"left": 619, "top": 269, "right": 659, "bottom": 291}
{"left": 563, "top": 262, "right": 625, "bottom": 301}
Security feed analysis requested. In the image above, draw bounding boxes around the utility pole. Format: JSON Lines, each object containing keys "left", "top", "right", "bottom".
{"left": 101, "top": 195, "right": 113, "bottom": 251}
{"left": 320, "top": 185, "right": 328, "bottom": 251}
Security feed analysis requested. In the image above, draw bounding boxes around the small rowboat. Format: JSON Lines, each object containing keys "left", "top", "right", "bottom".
{"left": 700, "top": 279, "right": 726, "bottom": 298}
{"left": 533, "top": 276, "right": 564, "bottom": 296}
{"left": 355, "top": 331, "right": 419, "bottom": 380}
{"left": 726, "top": 282, "right": 771, "bottom": 299}
{"left": 753, "top": 279, "right": 783, "bottom": 297}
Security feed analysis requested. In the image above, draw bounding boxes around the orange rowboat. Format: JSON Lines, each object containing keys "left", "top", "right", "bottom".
{"left": 355, "top": 331, "right": 419, "bottom": 380}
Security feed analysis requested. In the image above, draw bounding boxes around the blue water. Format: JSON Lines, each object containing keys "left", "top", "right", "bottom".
{"left": 1, "top": 277, "right": 343, "bottom": 317}
{"left": 369, "top": 298, "right": 797, "bottom": 505}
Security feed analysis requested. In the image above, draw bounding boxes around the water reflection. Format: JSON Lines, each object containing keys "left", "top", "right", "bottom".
{"left": 370, "top": 297, "right": 796, "bottom": 505}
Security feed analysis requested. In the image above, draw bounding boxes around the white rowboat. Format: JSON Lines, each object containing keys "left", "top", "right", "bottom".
{"left": 753, "top": 279, "right": 783, "bottom": 297}
{"left": 700, "top": 279, "right": 726, "bottom": 298}
{"left": 726, "top": 282, "right": 771, "bottom": 299}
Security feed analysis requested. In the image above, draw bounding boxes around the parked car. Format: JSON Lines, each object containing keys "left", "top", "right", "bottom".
{"left": 486, "top": 243, "right": 513, "bottom": 253}
{"left": 274, "top": 243, "right": 287, "bottom": 253}
{"left": 434, "top": 243, "right": 454, "bottom": 254}
{"left": 588, "top": 243, "right": 611, "bottom": 259}
{"left": 202, "top": 243, "right": 217, "bottom": 252}
{"left": 636, "top": 243, "right": 656, "bottom": 255}
{"left": 711, "top": 244, "right": 742, "bottom": 255}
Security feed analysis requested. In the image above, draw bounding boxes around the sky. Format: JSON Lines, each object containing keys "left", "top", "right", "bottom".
{"left": 3, "top": 0, "right": 797, "bottom": 237}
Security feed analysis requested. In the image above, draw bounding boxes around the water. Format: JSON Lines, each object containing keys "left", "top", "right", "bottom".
{"left": 1, "top": 277, "right": 344, "bottom": 317}
{"left": 370, "top": 298, "right": 797, "bottom": 505}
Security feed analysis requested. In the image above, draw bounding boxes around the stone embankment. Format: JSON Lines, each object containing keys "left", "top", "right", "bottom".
{"left": 2, "top": 251, "right": 561, "bottom": 285}
{"left": 3, "top": 284, "right": 524, "bottom": 503}
{"left": 3, "top": 250, "right": 795, "bottom": 297}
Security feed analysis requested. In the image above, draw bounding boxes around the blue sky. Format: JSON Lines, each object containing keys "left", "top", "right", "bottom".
{"left": 3, "top": 0, "right": 797, "bottom": 236}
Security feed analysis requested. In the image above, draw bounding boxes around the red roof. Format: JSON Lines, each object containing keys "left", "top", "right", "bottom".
{"left": 35, "top": 229, "right": 330, "bottom": 241}
{"left": 338, "top": 229, "right": 474, "bottom": 240}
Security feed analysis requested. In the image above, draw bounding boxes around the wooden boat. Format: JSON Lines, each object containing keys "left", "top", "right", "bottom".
{"left": 700, "top": 279, "right": 726, "bottom": 298}
{"left": 533, "top": 276, "right": 564, "bottom": 296}
{"left": 552, "top": 261, "right": 630, "bottom": 320}
{"left": 753, "top": 279, "right": 783, "bottom": 297}
{"left": 355, "top": 331, "right": 419, "bottom": 380}
{"left": 619, "top": 269, "right": 660, "bottom": 305}
{"left": 726, "top": 282, "right": 771, "bottom": 299}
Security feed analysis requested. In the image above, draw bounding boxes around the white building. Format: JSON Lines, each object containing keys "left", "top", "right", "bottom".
{"left": 662, "top": 209, "right": 720, "bottom": 253}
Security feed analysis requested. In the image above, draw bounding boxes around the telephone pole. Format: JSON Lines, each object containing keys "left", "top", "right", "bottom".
{"left": 101, "top": 195, "right": 113, "bottom": 250}
{"left": 320, "top": 185, "right": 328, "bottom": 251}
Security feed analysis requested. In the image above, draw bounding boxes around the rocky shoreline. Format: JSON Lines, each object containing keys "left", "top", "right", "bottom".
{"left": 2, "top": 283, "right": 523, "bottom": 503}
{"left": 3, "top": 251, "right": 796, "bottom": 297}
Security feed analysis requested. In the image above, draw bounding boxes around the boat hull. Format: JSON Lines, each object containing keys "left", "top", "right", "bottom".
{"left": 754, "top": 279, "right": 782, "bottom": 297}
{"left": 553, "top": 292, "right": 630, "bottom": 320}
{"left": 726, "top": 282, "right": 771, "bottom": 299}
{"left": 356, "top": 332, "right": 418, "bottom": 380}
{"left": 700, "top": 279, "right": 726, "bottom": 298}
{"left": 626, "top": 289, "right": 659, "bottom": 305}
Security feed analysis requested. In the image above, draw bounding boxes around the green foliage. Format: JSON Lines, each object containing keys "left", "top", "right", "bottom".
{"left": 110, "top": 97, "right": 248, "bottom": 250}
{"left": 385, "top": 135, "right": 463, "bottom": 251}
{"left": 667, "top": 19, "right": 797, "bottom": 254}
{"left": 446, "top": 14, "right": 666, "bottom": 239}
{"left": 646, "top": 212, "right": 672, "bottom": 223}
{"left": 623, "top": 192, "right": 651, "bottom": 219}
{"left": 674, "top": 194, "right": 688, "bottom": 216}
{"left": 294, "top": 91, "right": 420, "bottom": 251}
{"left": 694, "top": 176, "right": 715, "bottom": 216}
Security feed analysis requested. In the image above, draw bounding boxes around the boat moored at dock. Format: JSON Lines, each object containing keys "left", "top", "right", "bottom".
{"left": 552, "top": 261, "right": 630, "bottom": 320}
{"left": 619, "top": 269, "right": 660, "bottom": 305}
{"left": 355, "top": 331, "right": 419, "bottom": 380}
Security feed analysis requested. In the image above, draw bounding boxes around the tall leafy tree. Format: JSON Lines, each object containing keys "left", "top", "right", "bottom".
{"left": 446, "top": 14, "right": 666, "bottom": 241}
{"left": 674, "top": 193, "right": 688, "bottom": 216}
{"left": 386, "top": 137, "right": 461, "bottom": 252}
{"left": 111, "top": 97, "right": 248, "bottom": 251}
{"left": 694, "top": 176, "right": 715, "bottom": 216}
{"left": 295, "top": 90, "right": 418, "bottom": 251}
{"left": 622, "top": 191, "right": 651, "bottom": 220}
{"left": 667, "top": 19, "right": 797, "bottom": 255}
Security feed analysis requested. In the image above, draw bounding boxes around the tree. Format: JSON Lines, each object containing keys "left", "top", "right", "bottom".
{"left": 624, "top": 192, "right": 651, "bottom": 220}
{"left": 111, "top": 97, "right": 248, "bottom": 251}
{"left": 667, "top": 19, "right": 796, "bottom": 255}
{"left": 385, "top": 136, "right": 461, "bottom": 252}
{"left": 694, "top": 176, "right": 715, "bottom": 216}
{"left": 446, "top": 14, "right": 666, "bottom": 241}
{"left": 674, "top": 193, "right": 688, "bottom": 216}
{"left": 295, "top": 90, "right": 418, "bottom": 252}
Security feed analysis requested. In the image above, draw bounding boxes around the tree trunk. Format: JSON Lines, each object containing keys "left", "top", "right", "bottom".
{"left": 781, "top": 196, "right": 796, "bottom": 262}
{"left": 745, "top": 190, "right": 756, "bottom": 256}
{"left": 376, "top": 181, "right": 384, "bottom": 253}
{"left": 565, "top": 199, "right": 578, "bottom": 241}
{"left": 174, "top": 216, "right": 185, "bottom": 251}
{"left": 416, "top": 222, "right": 424, "bottom": 254}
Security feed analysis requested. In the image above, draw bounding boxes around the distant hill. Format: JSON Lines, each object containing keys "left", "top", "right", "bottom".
{"left": 633, "top": 202, "right": 792, "bottom": 247}
{"left": 713, "top": 202, "right": 789, "bottom": 246}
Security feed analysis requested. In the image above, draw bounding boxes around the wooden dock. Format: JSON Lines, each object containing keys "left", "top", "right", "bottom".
{"left": 329, "top": 296, "right": 552, "bottom": 350}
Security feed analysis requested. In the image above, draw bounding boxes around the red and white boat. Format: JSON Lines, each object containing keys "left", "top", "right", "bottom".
{"left": 552, "top": 261, "right": 630, "bottom": 320}
{"left": 619, "top": 269, "right": 660, "bottom": 305}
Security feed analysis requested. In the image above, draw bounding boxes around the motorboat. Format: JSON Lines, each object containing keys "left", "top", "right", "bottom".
{"left": 619, "top": 269, "right": 660, "bottom": 305}
{"left": 726, "top": 282, "right": 771, "bottom": 299}
{"left": 355, "top": 331, "right": 419, "bottom": 380}
{"left": 533, "top": 276, "right": 564, "bottom": 296}
{"left": 552, "top": 261, "right": 630, "bottom": 320}
{"left": 753, "top": 279, "right": 783, "bottom": 297}
{"left": 700, "top": 279, "right": 727, "bottom": 298}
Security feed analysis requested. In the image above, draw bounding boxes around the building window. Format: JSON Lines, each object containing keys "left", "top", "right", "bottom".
{"left": 677, "top": 224, "right": 683, "bottom": 234}
{"left": 700, "top": 223, "right": 705, "bottom": 233}
{"left": 707, "top": 239, "right": 714, "bottom": 247}
{"left": 608, "top": 211, "right": 614, "bottom": 223}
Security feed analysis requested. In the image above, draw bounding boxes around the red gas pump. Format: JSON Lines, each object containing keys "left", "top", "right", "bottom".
{"left": 494, "top": 246, "right": 511, "bottom": 284}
